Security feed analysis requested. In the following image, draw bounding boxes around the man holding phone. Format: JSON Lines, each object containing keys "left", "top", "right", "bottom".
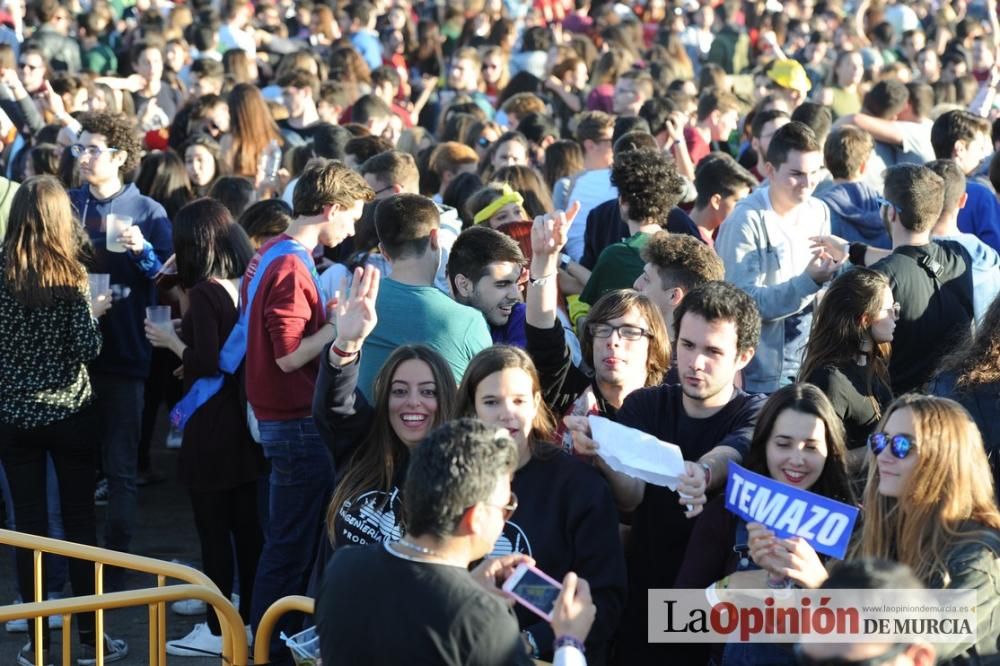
{"left": 316, "top": 419, "right": 595, "bottom": 665}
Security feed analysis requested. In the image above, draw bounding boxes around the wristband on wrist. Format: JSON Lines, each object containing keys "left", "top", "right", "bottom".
{"left": 528, "top": 272, "right": 555, "bottom": 286}
{"left": 554, "top": 635, "right": 586, "bottom": 652}
{"left": 331, "top": 343, "right": 358, "bottom": 358}
{"left": 699, "top": 462, "right": 713, "bottom": 488}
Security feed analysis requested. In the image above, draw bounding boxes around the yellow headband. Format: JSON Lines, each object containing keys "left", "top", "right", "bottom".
{"left": 473, "top": 185, "right": 524, "bottom": 225}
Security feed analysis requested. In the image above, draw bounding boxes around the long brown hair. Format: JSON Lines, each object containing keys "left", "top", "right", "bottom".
{"left": 326, "top": 345, "right": 456, "bottom": 544}
{"left": 455, "top": 345, "right": 559, "bottom": 459}
{"left": 853, "top": 394, "right": 1000, "bottom": 584}
{"left": 3, "top": 176, "right": 88, "bottom": 308}
{"left": 742, "top": 383, "right": 855, "bottom": 505}
{"left": 226, "top": 83, "right": 282, "bottom": 178}
{"left": 798, "top": 268, "right": 891, "bottom": 415}
{"left": 938, "top": 295, "right": 1000, "bottom": 388}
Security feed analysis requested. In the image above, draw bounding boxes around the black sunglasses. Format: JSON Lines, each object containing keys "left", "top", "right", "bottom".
{"left": 868, "top": 432, "right": 916, "bottom": 459}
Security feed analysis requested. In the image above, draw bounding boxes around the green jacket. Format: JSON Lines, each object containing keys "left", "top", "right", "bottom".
{"left": 933, "top": 527, "right": 1000, "bottom": 663}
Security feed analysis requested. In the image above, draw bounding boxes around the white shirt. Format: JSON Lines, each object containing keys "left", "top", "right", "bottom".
{"left": 565, "top": 168, "right": 616, "bottom": 262}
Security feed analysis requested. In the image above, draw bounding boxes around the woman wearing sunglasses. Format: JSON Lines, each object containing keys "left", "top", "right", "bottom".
{"left": 675, "top": 383, "right": 854, "bottom": 665}
{"left": 456, "top": 345, "right": 626, "bottom": 665}
{"left": 799, "top": 268, "right": 897, "bottom": 461}
{"left": 749, "top": 394, "right": 1000, "bottom": 662}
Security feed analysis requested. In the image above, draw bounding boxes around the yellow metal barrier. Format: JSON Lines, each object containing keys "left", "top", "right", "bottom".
{"left": 253, "top": 595, "right": 315, "bottom": 665}
{"left": 0, "top": 529, "right": 247, "bottom": 666}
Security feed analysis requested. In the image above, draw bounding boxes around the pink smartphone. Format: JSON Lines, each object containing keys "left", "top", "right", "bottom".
{"left": 501, "top": 563, "right": 563, "bottom": 621}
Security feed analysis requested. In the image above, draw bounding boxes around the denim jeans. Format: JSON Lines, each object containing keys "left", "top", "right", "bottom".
{"left": 0, "top": 408, "right": 99, "bottom": 645}
{"left": 250, "top": 417, "right": 333, "bottom": 659}
{"left": 0, "top": 456, "right": 69, "bottom": 596}
{"left": 91, "top": 373, "right": 144, "bottom": 560}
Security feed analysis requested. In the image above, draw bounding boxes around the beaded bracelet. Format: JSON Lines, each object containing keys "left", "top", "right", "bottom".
{"left": 554, "top": 635, "right": 586, "bottom": 652}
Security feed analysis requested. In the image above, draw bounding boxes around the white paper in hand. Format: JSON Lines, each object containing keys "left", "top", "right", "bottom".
{"left": 588, "top": 415, "right": 687, "bottom": 489}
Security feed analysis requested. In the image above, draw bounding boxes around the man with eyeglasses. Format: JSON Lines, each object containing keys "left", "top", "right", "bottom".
{"left": 316, "top": 419, "right": 596, "bottom": 666}
{"left": 67, "top": 112, "right": 171, "bottom": 585}
{"left": 23, "top": 0, "right": 80, "bottom": 72}
{"left": 567, "top": 281, "right": 766, "bottom": 664}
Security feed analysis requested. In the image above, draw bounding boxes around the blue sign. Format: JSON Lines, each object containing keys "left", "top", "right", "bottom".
{"left": 723, "top": 462, "right": 859, "bottom": 560}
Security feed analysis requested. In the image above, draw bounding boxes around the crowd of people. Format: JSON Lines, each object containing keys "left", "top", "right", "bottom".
{"left": 0, "top": 0, "right": 1000, "bottom": 663}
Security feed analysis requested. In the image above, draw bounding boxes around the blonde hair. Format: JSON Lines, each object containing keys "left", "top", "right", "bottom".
{"left": 854, "top": 394, "right": 1000, "bottom": 584}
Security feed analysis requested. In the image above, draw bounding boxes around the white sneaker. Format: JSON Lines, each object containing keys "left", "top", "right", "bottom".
{"left": 6, "top": 615, "right": 63, "bottom": 633}
{"left": 6, "top": 599, "right": 64, "bottom": 633}
{"left": 245, "top": 624, "right": 253, "bottom": 647}
{"left": 166, "top": 623, "right": 223, "bottom": 657}
{"left": 170, "top": 599, "right": 206, "bottom": 616}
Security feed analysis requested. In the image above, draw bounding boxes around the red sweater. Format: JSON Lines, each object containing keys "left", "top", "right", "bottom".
{"left": 242, "top": 235, "right": 325, "bottom": 421}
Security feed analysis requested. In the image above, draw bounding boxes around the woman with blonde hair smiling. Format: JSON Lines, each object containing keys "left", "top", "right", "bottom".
{"left": 750, "top": 394, "right": 1000, "bottom": 661}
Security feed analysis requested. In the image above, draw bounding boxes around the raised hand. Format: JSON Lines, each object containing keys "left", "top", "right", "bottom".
{"left": 331, "top": 266, "right": 381, "bottom": 356}
{"left": 530, "top": 201, "right": 580, "bottom": 259}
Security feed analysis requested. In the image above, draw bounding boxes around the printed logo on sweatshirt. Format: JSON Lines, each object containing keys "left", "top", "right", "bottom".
{"left": 337, "top": 487, "right": 403, "bottom": 547}
{"left": 489, "top": 521, "right": 531, "bottom": 558}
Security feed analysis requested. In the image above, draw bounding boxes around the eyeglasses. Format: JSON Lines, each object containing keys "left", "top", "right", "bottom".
{"left": 588, "top": 323, "right": 653, "bottom": 341}
{"left": 881, "top": 302, "right": 901, "bottom": 320}
{"left": 70, "top": 144, "right": 119, "bottom": 159}
{"left": 876, "top": 195, "right": 903, "bottom": 213}
{"left": 868, "top": 432, "right": 916, "bottom": 459}
{"left": 794, "top": 642, "right": 911, "bottom": 666}
{"left": 481, "top": 492, "right": 518, "bottom": 521}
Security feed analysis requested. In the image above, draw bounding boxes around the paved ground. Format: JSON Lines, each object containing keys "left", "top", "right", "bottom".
{"left": 0, "top": 409, "right": 235, "bottom": 666}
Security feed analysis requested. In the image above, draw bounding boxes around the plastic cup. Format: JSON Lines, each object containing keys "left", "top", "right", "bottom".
{"left": 105, "top": 214, "right": 133, "bottom": 253}
{"left": 88, "top": 273, "right": 110, "bottom": 300}
{"left": 146, "top": 305, "right": 171, "bottom": 328}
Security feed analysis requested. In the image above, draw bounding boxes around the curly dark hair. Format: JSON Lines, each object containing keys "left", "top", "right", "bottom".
{"left": 78, "top": 112, "right": 143, "bottom": 175}
{"left": 610, "top": 148, "right": 686, "bottom": 224}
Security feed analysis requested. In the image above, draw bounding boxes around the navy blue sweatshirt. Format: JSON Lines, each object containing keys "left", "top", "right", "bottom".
{"left": 494, "top": 451, "right": 626, "bottom": 665}
{"left": 71, "top": 183, "right": 172, "bottom": 379}
{"left": 816, "top": 181, "right": 891, "bottom": 249}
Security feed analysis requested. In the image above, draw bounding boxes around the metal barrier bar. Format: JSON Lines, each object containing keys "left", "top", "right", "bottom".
{"left": 0, "top": 529, "right": 238, "bottom": 666}
{"left": 252, "top": 595, "right": 315, "bottom": 665}
{"left": 0, "top": 585, "right": 248, "bottom": 666}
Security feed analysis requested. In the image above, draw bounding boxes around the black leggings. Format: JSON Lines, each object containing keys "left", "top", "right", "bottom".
{"left": 0, "top": 409, "right": 99, "bottom": 647}
{"left": 189, "top": 481, "right": 263, "bottom": 635}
